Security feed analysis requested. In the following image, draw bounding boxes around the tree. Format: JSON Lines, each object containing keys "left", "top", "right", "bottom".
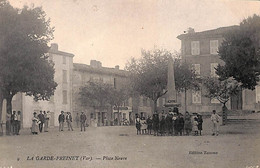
{"left": 79, "top": 80, "right": 112, "bottom": 110}
{"left": 125, "top": 48, "right": 170, "bottom": 113}
{"left": 216, "top": 14, "right": 260, "bottom": 90}
{"left": 79, "top": 80, "right": 130, "bottom": 125}
{"left": 126, "top": 48, "right": 198, "bottom": 113}
{"left": 107, "top": 87, "right": 130, "bottom": 125}
{"left": 175, "top": 60, "right": 200, "bottom": 112}
{"left": 203, "top": 77, "right": 241, "bottom": 125}
{"left": 0, "top": 1, "right": 57, "bottom": 118}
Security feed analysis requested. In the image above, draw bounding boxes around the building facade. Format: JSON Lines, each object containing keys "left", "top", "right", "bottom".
{"left": 177, "top": 26, "right": 259, "bottom": 113}
{"left": 10, "top": 43, "right": 74, "bottom": 128}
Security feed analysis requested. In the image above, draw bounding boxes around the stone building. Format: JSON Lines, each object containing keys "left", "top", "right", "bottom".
{"left": 9, "top": 43, "right": 74, "bottom": 128}
{"left": 176, "top": 26, "right": 260, "bottom": 113}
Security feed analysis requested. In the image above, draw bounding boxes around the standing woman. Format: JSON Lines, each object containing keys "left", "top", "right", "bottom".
{"left": 184, "top": 111, "right": 192, "bottom": 136}
{"left": 31, "top": 112, "right": 39, "bottom": 135}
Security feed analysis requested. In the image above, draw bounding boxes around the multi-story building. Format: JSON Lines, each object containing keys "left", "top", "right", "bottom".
{"left": 10, "top": 43, "right": 74, "bottom": 128}
{"left": 176, "top": 26, "right": 259, "bottom": 113}
{"left": 72, "top": 60, "right": 154, "bottom": 126}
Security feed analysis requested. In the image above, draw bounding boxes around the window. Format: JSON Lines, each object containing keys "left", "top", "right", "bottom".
{"left": 210, "top": 40, "right": 219, "bottom": 55}
{"left": 139, "top": 97, "right": 143, "bottom": 106}
{"left": 191, "top": 41, "right": 200, "bottom": 55}
{"left": 128, "top": 97, "right": 132, "bottom": 107}
{"left": 63, "top": 56, "right": 66, "bottom": 64}
{"left": 256, "top": 86, "right": 260, "bottom": 103}
{"left": 63, "top": 70, "right": 67, "bottom": 83}
{"left": 143, "top": 97, "right": 148, "bottom": 106}
{"left": 211, "top": 98, "right": 220, "bottom": 104}
{"left": 192, "top": 91, "right": 201, "bottom": 104}
{"left": 210, "top": 63, "right": 219, "bottom": 77}
{"left": 62, "top": 90, "right": 67, "bottom": 104}
{"left": 192, "top": 64, "right": 201, "bottom": 76}
{"left": 157, "top": 99, "right": 160, "bottom": 107}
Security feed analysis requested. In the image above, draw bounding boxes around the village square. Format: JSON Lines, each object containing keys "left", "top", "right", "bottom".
{"left": 1, "top": 0, "right": 260, "bottom": 168}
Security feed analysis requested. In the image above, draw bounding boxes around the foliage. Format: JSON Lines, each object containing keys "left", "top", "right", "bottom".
{"left": 125, "top": 48, "right": 198, "bottom": 112}
{"left": 175, "top": 59, "right": 200, "bottom": 92}
{"left": 79, "top": 80, "right": 129, "bottom": 110}
{"left": 216, "top": 14, "right": 260, "bottom": 90}
{"left": 79, "top": 81, "right": 112, "bottom": 108}
{"left": 203, "top": 77, "right": 241, "bottom": 105}
{"left": 125, "top": 48, "right": 170, "bottom": 111}
{"left": 0, "top": 1, "right": 57, "bottom": 114}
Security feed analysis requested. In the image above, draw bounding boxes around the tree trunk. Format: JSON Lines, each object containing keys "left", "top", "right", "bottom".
{"left": 184, "top": 88, "right": 187, "bottom": 112}
{"left": 0, "top": 91, "right": 3, "bottom": 122}
{"left": 5, "top": 95, "right": 13, "bottom": 135}
{"left": 222, "top": 103, "right": 228, "bottom": 125}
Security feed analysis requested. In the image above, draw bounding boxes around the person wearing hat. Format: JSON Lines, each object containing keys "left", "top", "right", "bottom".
{"left": 211, "top": 110, "right": 220, "bottom": 136}
{"left": 152, "top": 113, "right": 159, "bottom": 136}
{"left": 31, "top": 112, "right": 39, "bottom": 135}
{"left": 58, "top": 111, "right": 65, "bottom": 131}
{"left": 38, "top": 111, "right": 45, "bottom": 133}
{"left": 80, "top": 112, "right": 87, "bottom": 131}
{"left": 197, "top": 113, "right": 203, "bottom": 136}
{"left": 135, "top": 114, "right": 141, "bottom": 135}
{"left": 66, "top": 112, "right": 73, "bottom": 131}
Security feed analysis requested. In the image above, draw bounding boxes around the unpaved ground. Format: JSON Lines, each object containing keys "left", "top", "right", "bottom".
{"left": 0, "top": 115, "right": 260, "bottom": 168}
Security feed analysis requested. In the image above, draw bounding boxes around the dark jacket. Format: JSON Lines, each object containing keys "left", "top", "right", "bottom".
{"left": 197, "top": 116, "right": 203, "bottom": 130}
{"left": 58, "top": 114, "right": 65, "bottom": 123}
{"left": 38, "top": 113, "right": 45, "bottom": 122}
{"left": 80, "top": 114, "right": 87, "bottom": 122}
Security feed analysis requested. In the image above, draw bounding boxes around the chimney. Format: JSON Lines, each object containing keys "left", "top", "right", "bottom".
{"left": 51, "top": 43, "right": 58, "bottom": 51}
{"left": 115, "top": 65, "right": 119, "bottom": 70}
{"left": 90, "top": 60, "right": 102, "bottom": 68}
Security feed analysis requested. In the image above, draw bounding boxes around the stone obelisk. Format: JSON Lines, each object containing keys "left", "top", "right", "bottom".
{"left": 164, "top": 56, "right": 179, "bottom": 108}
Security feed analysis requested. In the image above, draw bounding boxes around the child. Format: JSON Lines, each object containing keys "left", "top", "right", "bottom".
{"left": 193, "top": 117, "right": 199, "bottom": 136}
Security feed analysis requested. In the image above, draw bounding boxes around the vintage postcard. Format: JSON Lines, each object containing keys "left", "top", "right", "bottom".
{"left": 0, "top": 0, "right": 260, "bottom": 168}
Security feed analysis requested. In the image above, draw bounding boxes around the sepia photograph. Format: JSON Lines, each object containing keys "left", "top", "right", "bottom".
{"left": 0, "top": 0, "right": 260, "bottom": 167}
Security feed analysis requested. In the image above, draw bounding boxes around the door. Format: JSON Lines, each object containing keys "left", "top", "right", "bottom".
{"left": 231, "top": 90, "right": 242, "bottom": 110}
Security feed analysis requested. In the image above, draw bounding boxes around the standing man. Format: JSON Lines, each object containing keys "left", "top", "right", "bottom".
{"left": 75, "top": 113, "right": 80, "bottom": 128}
{"left": 13, "top": 111, "right": 18, "bottom": 135}
{"left": 17, "top": 111, "right": 21, "bottom": 135}
{"left": 38, "top": 111, "right": 45, "bottom": 133}
{"left": 58, "top": 111, "right": 65, "bottom": 131}
{"left": 80, "top": 112, "right": 87, "bottom": 132}
{"left": 66, "top": 112, "right": 73, "bottom": 131}
{"left": 211, "top": 110, "right": 220, "bottom": 136}
{"left": 44, "top": 111, "right": 50, "bottom": 132}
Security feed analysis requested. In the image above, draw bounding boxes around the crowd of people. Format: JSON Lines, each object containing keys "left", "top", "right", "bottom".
{"left": 31, "top": 111, "right": 88, "bottom": 135}
{"left": 31, "top": 110, "right": 51, "bottom": 134}
{"left": 7, "top": 111, "right": 22, "bottom": 135}
{"left": 135, "top": 109, "right": 220, "bottom": 136}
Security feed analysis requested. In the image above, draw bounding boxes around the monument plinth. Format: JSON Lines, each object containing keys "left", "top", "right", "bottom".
{"left": 164, "top": 56, "right": 180, "bottom": 108}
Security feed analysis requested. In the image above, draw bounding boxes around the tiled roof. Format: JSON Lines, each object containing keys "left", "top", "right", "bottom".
{"left": 73, "top": 63, "right": 128, "bottom": 77}
{"left": 177, "top": 25, "right": 239, "bottom": 40}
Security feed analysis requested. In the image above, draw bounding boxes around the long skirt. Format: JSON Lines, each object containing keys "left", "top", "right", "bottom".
{"left": 31, "top": 121, "right": 39, "bottom": 133}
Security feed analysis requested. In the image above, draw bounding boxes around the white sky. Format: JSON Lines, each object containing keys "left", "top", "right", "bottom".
{"left": 8, "top": 0, "right": 260, "bottom": 69}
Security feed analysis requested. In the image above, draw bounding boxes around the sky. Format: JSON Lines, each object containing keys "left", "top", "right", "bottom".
{"left": 8, "top": 0, "right": 260, "bottom": 69}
